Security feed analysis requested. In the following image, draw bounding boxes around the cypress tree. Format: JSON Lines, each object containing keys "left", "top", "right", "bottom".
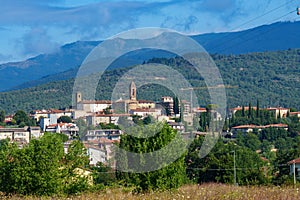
{"left": 248, "top": 102, "right": 252, "bottom": 119}
{"left": 256, "top": 99, "right": 260, "bottom": 118}
{"left": 173, "top": 96, "right": 180, "bottom": 115}
{"left": 242, "top": 105, "right": 245, "bottom": 117}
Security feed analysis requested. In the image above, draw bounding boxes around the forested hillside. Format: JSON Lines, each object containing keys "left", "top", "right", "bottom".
{"left": 0, "top": 49, "right": 299, "bottom": 114}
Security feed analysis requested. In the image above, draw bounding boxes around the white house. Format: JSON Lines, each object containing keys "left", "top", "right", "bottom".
{"left": 86, "top": 114, "right": 130, "bottom": 127}
{"left": 0, "top": 126, "right": 42, "bottom": 144}
{"left": 45, "top": 123, "right": 79, "bottom": 139}
{"left": 32, "top": 109, "right": 72, "bottom": 122}
{"left": 84, "top": 129, "right": 123, "bottom": 141}
{"left": 85, "top": 144, "right": 107, "bottom": 165}
{"left": 76, "top": 100, "right": 112, "bottom": 113}
{"left": 84, "top": 138, "right": 118, "bottom": 166}
{"left": 129, "top": 108, "right": 162, "bottom": 119}
{"left": 167, "top": 122, "right": 185, "bottom": 132}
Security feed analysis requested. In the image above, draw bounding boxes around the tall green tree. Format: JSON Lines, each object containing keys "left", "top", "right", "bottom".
{"left": 116, "top": 122, "right": 187, "bottom": 192}
{"left": 63, "top": 140, "right": 90, "bottom": 194}
{"left": 0, "top": 133, "right": 65, "bottom": 195}
{"left": 0, "top": 110, "right": 5, "bottom": 123}
{"left": 248, "top": 102, "right": 253, "bottom": 119}
{"left": 13, "top": 110, "right": 35, "bottom": 126}
{"left": 58, "top": 115, "right": 72, "bottom": 123}
{"left": 173, "top": 96, "right": 180, "bottom": 115}
{"left": 242, "top": 105, "right": 245, "bottom": 117}
{"left": 186, "top": 138, "right": 269, "bottom": 185}
{"left": 0, "top": 133, "right": 91, "bottom": 196}
{"left": 28, "top": 133, "right": 65, "bottom": 195}
{"left": 256, "top": 99, "right": 260, "bottom": 118}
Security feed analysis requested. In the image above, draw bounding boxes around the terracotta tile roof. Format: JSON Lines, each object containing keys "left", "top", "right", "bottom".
{"left": 138, "top": 100, "right": 154, "bottom": 103}
{"left": 83, "top": 140, "right": 100, "bottom": 145}
{"left": 99, "top": 137, "right": 116, "bottom": 144}
{"left": 264, "top": 123, "right": 288, "bottom": 128}
{"left": 33, "top": 109, "right": 72, "bottom": 114}
{"left": 288, "top": 158, "right": 300, "bottom": 164}
{"left": 232, "top": 124, "right": 259, "bottom": 129}
{"left": 266, "top": 107, "right": 289, "bottom": 111}
{"left": 290, "top": 112, "right": 300, "bottom": 115}
{"left": 232, "top": 124, "right": 288, "bottom": 129}
{"left": 47, "top": 123, "right": 77, "bottom": 128}
{"left": 92, "top": 113, "right": 131, "bottom": 117}
{"left": 195, "top": 107, "right": 207, "bottom": 112}
{"left": 84, "top": 144, "right": 103, "bottom": 151}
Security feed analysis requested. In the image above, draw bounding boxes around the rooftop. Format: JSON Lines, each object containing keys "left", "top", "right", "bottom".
{"left": 288, "top": 157, "right": 300, "bottom": 164}
{"left": 232, "top": 123, "right": 288, "bottom": 129}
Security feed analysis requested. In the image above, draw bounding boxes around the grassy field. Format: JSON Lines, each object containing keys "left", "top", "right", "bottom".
{"left": 3, "top": 183, "right": 300, "bottom": 200}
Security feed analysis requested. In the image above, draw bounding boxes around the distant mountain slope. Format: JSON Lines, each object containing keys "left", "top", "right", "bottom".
{"left": 0, "top": 41, "right": 100, "bottom": 91}
{"left": 1, "top": 21, "right": 300, "bottom": 92}
{"left": 0, "top": 49, "right": 299, "bottom": 114}
{"left": 194, "top": 21, "right": 300, "bottom": 54}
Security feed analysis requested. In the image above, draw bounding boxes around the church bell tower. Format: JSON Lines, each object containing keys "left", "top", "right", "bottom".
{"left": 129, "top": 81, "right": 137, "bottom": 101}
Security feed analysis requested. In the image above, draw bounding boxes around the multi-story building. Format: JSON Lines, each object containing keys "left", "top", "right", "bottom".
{"left": 83, "top": 129, "right": 123, "bottom": 141}
{"left": 161, "top": 96, "right": 174, "bottom": 116}
{"left": 45, "top": 123, "right": 79, "bottom": 139}
{"left": 0, "top": 126, "right": 42, "bottom": 144}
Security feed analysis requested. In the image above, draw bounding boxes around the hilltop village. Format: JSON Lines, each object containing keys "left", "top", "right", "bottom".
{"left": 1, "top": 81, "right": 299, "bottom": 168}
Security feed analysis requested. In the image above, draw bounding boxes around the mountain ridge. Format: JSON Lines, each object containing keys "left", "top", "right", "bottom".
{"left": 1, "top": 21, "right": 300, "bottom": 91}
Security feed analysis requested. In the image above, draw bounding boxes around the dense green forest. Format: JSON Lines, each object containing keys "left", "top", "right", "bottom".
{"left": 0, "top": 49, "right": 299, "bottom": 114}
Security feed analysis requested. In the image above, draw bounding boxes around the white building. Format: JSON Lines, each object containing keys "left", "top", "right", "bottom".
{"left": 31, "top": 109, "right": 72, "bottom": 122}
{"left": 0, "top": 126, "right": 42, "bottom": 144}
{"left": 84, "top": 129, "right": 123, "bottom": 141}
{"left": 45, "top": 123, "right": 79, "bottom": 139}
{"left": 86, "top": 114, "right": 130, "bottom": 127}
{"left": 86, "top": 145, "right": 107, "bottom": 165}
{"left": 129, "top": 108, "right": 162, "bottom": 119}
{"left": 76, "top": 100, "right": 112, "bottom": 113}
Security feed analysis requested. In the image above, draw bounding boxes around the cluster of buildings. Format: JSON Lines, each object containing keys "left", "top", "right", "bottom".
{"left": 0, "top": 81, "right": 197, "bottom": 166}
{"left": 1, "top": 81, "right": 300, "bottom": 168}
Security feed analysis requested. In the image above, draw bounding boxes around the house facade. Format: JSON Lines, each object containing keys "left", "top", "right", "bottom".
{"left": 86, "top": 114, "right": 130, "bottom": 127}
{"left": 129, "top": 108, "right": 162, "bottom": 119}
{"left": 0, "top": 126, "right": 42, "bottom": 144}
{"left": 84, "top": 129, "right": 123, "bottom": 141}
{"left": 45, "top": 123, "right": 79, "bottom": 139}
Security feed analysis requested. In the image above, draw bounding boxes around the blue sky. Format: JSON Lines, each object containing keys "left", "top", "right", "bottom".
{"left": 0, "top": 0, "right": 298, "bottom": 63}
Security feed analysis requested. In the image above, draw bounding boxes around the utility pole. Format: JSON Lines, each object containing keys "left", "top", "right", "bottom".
{"left": 232, "top": 150, "right": 237, "bottom": 186}
{"left": 293, "top": 161, "right": 296, "bottom": 187}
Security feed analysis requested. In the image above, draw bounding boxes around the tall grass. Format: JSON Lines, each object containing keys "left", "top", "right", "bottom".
{"left": 3, "top": 183, "right": 300, "bottom": 199}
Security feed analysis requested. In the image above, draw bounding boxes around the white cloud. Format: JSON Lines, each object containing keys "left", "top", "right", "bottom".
{"left": 16, "top": 27, "right": 60, "bottom": 57}
{"left": 0, "top": 0, "right": 298, "bottom": 63}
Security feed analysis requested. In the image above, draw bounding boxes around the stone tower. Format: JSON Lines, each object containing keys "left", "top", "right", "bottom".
{"left": 76, "top": 92, "right": 82, "bottom": 104}
{"left": 75, "top": 92, "right": 82, "bottom": 109}
{"left": 128, "top": 81, "right": 138, "bottom": 111}
{"left": 129, "top": 81, "right": 136, "bottom": 101}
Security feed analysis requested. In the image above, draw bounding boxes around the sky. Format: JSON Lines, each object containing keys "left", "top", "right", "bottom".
{"left": 0, "top": 0, "right": 299, "bottom": 63}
